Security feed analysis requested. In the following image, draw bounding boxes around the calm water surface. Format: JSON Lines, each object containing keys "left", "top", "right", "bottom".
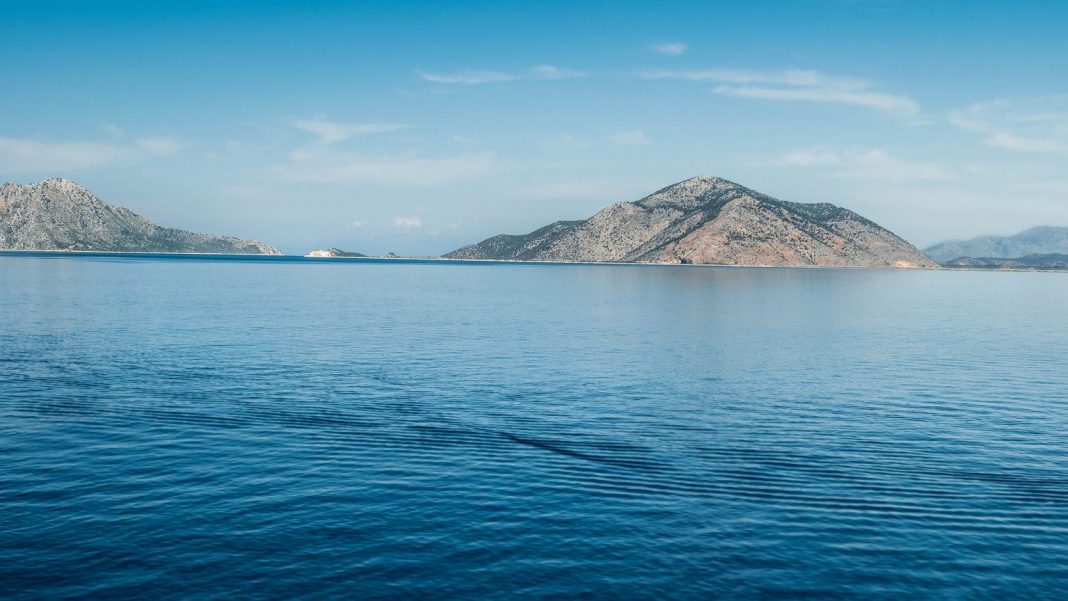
{"left": 2, "top": 254, "right": 1067, "bottom": 599}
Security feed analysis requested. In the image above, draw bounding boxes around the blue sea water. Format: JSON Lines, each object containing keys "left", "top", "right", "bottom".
{"left": 2, "top": 252, "right": 1067, "bottom": 599}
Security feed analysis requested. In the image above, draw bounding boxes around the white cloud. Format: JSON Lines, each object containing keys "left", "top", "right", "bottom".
{"left": 351, "top": 220, "right": 368, "bottom": 229}
{"left": 640, "top": 68, "right": 919, "bottom": 117}
{"left": 641, "top": 68, "right": 864, "bottom": 87}
{"left": 284, "top": 150, "right": 494, "bottom": 186}
{"left": 835, "top": 149, "right": 954, "bottom": 181}
{"left": 393, "top": 216, "right": 423, "bottom": 228}
{"left": 982, "top": 132, "right": 1064, "bottom": 153}
{"left": 651, "top": 42, "right": 688, "bottom": 56}
{"left": 530, "top": 64, "right": 586, "bottom": 79}
{"left": 291, "top": 117, "right": 407, "bottom": 144}
{"left": 609, "top": 130, "right": 651, "bottom": 145}
{"left": 0, "top": 137, "right": 129, "bottom": 171}
{"left": 416, "top": 69, "right": 517, "bottom": 85}
{"left": 776, "top": 147, "right": 952, "bottom": 181}
{"left": 0, "top": 135, "right": 182, "bottom": 172}
{"left": 417, "top": 65, "right": 587, "bottom": 85}
{"left": 714, "top": 85, "right": 919, "bottom": 116}
{"left": 951, "top": 98, "right": 1068, "bottom": 153}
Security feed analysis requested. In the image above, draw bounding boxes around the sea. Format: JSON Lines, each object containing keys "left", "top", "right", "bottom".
{"left": 2, "top": 252, "right": 1067, "bottom": 599}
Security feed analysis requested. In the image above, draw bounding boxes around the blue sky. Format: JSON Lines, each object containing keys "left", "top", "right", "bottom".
{"left": 2, "top": 0, "right": 1066, "bottom": 254}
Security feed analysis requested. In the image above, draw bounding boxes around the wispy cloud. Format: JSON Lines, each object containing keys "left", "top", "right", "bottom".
{"left": 0, "top": 135, "right": 183, "bottom": 172}
{"left": 417, "top": 65, "right": 587, "bottom": 85}
{"left": 951, "top": 98, "right": 1068, "bottom": 153}
{"left": 641, "top": 68, "right": 864, "bottom": 87}
{"left": 778, "top": 147, "right": 953, "bottom": 181}
{"left": 416, "top": 70, "right": 517, "bottom": 85}
{"left": 640, "top": 68, "right": 920, "bottom": 117}
{"left": 393, "top": 216, "right": 423, "bottom": 228}
{"left": 838, "top": 149, "right": 954, "bottom": 181}
{"left": 100, "top": 122, "right": 124, "bottom": 138}
{"left": 609, "top": 130, "right": 651, "bottom": 145}
{"left": 351, "top": 220, "right": 368, "bottom": 229}
{"left": 283, "top": 150, "right": 494, "bottom": 186}
{"left": 715, "top": 85, "right": 919, "bottom": 116}
{"left": 779, "top": 147, "right": 842, "bottom": 167}
{"left": 529, "top": 64, "right": 586, "bottom": 79}
{"left": 651, "top": 42, "right": 687, "bottom": 56}
{"left": 291, "top": 117, "right": 407, "bottom": 144}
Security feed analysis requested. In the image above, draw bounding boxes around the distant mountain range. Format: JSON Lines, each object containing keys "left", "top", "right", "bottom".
{"left": 925, "top": 226, "right": 1068, "bottom": 263}
{"left": 0, "top": 179, "right": 280, "bottom": 254}
{"left": 445, "top": 176, "right": 936, "bottom": 268}
{"left": 10, "top": 176, "right": 1063, "bottom": 270}
{"left": 942, "top": 254, "right": 1068, "bottom": 270}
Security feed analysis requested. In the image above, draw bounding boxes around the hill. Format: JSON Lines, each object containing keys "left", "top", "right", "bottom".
{"left": 445, "top": 176, "right": 935, "bottom": 268}
{"left": 0, "top": 178, "right": 280, "bottom": 254}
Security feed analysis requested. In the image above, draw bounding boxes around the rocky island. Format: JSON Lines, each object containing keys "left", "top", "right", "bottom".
{"left": 305, "top": 248, "right": 367, "bottom": 258}
{"left": 0, "top": 178, "right": 280, "bottom": 255}
{"left": 445, "top": 176, "right": 936, "bottom": 268}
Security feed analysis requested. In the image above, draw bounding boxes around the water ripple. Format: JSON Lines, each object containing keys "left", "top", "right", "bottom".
{"left": 3, "top": 256, "right": 1068, "bottom": 599}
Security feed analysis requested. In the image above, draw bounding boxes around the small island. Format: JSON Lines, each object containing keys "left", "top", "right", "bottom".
{"left": 304, "top": 248, "right": 367, "bottom": 258}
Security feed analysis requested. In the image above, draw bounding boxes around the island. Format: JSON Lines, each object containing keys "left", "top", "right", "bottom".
{"left": 445, "top": 176, "right": 936, "bottom": 268}
{"left": 0, "top": 178, "right": 280, "bottom": 255}
{"left": 941, "top": 254, "right": 1068, "bottom": 271}
{"left": 305, "top": 248, "right": 367, "bottom": 258}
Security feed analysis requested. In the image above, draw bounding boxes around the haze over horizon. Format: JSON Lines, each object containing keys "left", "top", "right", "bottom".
{"left": 2, "top": 0, "right": 1066, "bottom": 255}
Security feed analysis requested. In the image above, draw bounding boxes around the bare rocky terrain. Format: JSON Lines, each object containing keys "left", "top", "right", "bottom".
{"left": 445, "top": 176, "right": 936, "bottom": 268}
{"left": 0, "top": 178, "right": 280, "bottom": 254}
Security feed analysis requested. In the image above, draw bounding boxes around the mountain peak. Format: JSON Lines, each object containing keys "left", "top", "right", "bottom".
{"left": 637, "top": 175, "right": 745, "bottom": 209}
{"left": 38, "top": 178, "right": 90, "bottom": 194}
{"left": 666, "top": 175, "right": 739, "bottom": 191}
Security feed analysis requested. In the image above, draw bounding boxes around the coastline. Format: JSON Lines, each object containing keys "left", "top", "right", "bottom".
{"left": 0, "top": 249, "right": 933, "bottom": 271}
{"left": 4, "top": 248, "right": 1066, "bottom": 272}
{"left": 0, "top": 248, "right": 279, "bottom": 257}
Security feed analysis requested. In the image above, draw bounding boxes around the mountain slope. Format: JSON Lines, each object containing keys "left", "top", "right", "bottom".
{"left": 445, "top": 176, "right": 935, "bottom": 268}
{"left": 925, "top": 226, "right": 1068, "bottom": 262}
{"left": 0, "top": 178, "right": 281, "bottom": 254}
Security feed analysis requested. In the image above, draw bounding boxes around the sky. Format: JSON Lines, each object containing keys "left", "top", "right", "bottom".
{"left": 1, "top": 0, "right": 1067, "bottom": 255}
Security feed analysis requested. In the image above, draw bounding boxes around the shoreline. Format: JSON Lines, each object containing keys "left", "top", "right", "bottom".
{"left": 3, "top": 248, "right": 1066, "bottom": 273}
{"left": 0, "top": 248, "right": 281, "bottom": 257}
